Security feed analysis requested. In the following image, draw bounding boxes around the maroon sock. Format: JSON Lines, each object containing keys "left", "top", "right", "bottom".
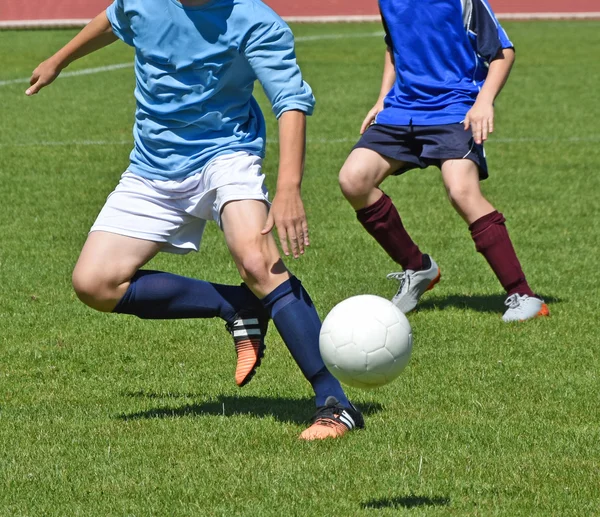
{"left": 356, "top": 192, "right": 423, "bottom": 271}
{"left": 469, "top": 211, "right": 534, "bottom": 297}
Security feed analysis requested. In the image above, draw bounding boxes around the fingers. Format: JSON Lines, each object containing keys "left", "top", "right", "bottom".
{"left": 473, "top": 117, "right": 494, "bottom": 144}
{"left": 26, "top": 75, "right": 42, "bottom": 96}
{"left": 291, "top": 219, "right": 307, "bottom": 258}
{"left": 481, "top": 120, "right": 489, "bottom": 142}
{"left": 301, "top": 219, "right": 310, "bottom": 247}
{"left": 282, "top": 220, "right": 305, "bottom": 259}
{"left": 268, "top": 217, "right": 310, "bottom": 259}
{"left": 278, "top": 225, "right": 290, "bottom": 258}
{"left": 261, "top": 212, "right": 275, "bottom": 236}
{"left": 463, "top": 116, "right": 471, "bottom": 131}
{"left": 360, "top": 117, "right": 372, "bottom": 135}
{"left": 360, "top": 110, "right": 377, "bottom": 134}
{"left": 472, "top": 119, "right": 482, "bottom": 145}
{"left": 486, "top": 117, "right": 494, "bottom": 139}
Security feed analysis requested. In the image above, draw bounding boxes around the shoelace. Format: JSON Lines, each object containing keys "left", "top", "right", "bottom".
{"left": 387, "top": 271, "right": 408, "bottom": 294}
{"left": 505, "top": 293, "right": 528, "bottom": 309}
{"left": 311, "top": 404, "right": 339, "bottom": 422}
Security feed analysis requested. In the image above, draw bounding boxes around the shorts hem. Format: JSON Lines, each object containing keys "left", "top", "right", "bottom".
{"left": 353, "top": 143, "right": 425, "bottom": 174}
{"left": 89, "top": 226, "right": 198, "bottom": 254}
{"left": 215, "top": 194, "right": 270, "bottom": 228}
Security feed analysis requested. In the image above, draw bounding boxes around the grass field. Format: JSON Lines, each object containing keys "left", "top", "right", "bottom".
{"left": 1, "top": 20, "right": 599, "bottom": 516}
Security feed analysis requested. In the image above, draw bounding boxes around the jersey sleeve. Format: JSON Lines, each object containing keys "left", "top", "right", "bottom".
{"left": 380, "top": 9, "right": 393, "bottom": 49}
{"left": 243, "top": 22, "right": 315, "bottom": 119}
{"left": 106, "top": 0, "right": 134, "bottom": 47}
{"left": 468, "top": 0, "right": 513, "bottom": 64}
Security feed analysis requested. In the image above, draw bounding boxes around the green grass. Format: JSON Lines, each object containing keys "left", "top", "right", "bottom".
{"left": 1, "top": 21, "right": 599, "bottom": 516}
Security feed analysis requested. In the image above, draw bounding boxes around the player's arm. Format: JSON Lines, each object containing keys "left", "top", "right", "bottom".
{"left": 26, "top": 11, "right": 118, "bottom": 96}
{"left": 244, "top": 22, "right": 314, "bottom": 259}
{"left": 464, "top": 48, "right": 515, "bottom": 144}
{"left": 360, "top": 46, "right": 396, "bottom": 134}
{"left": 464, "top": 0, "right": 516, "bottom": 144}
{"left": 261, "top": 109, "right": 309, "bottom": 259}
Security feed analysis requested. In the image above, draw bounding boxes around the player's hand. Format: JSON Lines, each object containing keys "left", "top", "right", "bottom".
{"left": 26, "top": 58, "right": 63, "bottom": 96}
{"left": 360, "top": 99, "right": 385, "bottom": 134}
{"left": 261, "top": 187, "right": 310, "bottom": 259}
{"left": 464, "top": 100, "right": 494, "bottom": 145}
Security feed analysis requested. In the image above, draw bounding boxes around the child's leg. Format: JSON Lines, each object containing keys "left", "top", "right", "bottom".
{"left": 73, "top": 231, "right": 263, "bottom": 320}
{"left": 73, "top": 231, "right": 268, "bottom": 386}
{"left": 221, "top": 200, "right": 357, "bottom": 415}
{"left": 441, "top": 159, "right": 534, "bottom": 297}
{"left": 339, "top": 147, "right": 425, "bottom": 271}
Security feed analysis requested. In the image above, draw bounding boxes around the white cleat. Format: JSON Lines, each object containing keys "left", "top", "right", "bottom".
{"left": 502, "top": 294, "right": 550, "bottom": 322}
{"left": 387, "top": 255, "right": 441, "bottom": 314}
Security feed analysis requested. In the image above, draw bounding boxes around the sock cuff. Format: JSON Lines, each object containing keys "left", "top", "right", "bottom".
{"left": 261, "top": 276, "right": 302, "bottom": 313}
{"left": 356, "top": 191, "right": 391, "bottom": 223}
{"left": 469, "top": 210, "right": 506, "bottom": 236}
{"left": 113, "top": 277, "right": 138, "bottom": 314}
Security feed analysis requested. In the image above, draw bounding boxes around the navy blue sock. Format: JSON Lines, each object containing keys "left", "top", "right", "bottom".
{"left": 262, "top": 277, "right": 349, "bottom": 407}
{"left": 113, "top": 270, "right": 265, "bottom": 324}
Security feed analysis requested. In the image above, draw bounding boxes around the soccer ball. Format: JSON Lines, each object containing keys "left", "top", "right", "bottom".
{"left": 319, "top": 295, "right": 413, "bottom": 390}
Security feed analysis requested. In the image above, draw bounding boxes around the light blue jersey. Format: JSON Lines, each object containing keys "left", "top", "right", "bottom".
{"left": 106, "top": 0, "right": 315, "bottom": 181}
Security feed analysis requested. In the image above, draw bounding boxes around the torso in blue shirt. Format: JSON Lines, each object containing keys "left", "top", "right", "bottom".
{"left": 377, "top": 0, "right": 512, "bottom": 126}
{"left": 106, "top": 0, "right": 314, "bottom": 180}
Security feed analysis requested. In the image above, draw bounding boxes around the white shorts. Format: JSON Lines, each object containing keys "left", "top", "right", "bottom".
{"left": 91, "top": 151, "right": 269, "bottom": 254}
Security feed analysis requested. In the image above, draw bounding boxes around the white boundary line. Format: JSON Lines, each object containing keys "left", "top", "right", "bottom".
{"left": 0, "top": 12, "right": 599, "bottom": 29}
{"left": 0, "top": 32, "right": 382, "bottom": 87}
{"left": 1, "top": 136, "right": 598, "bottom": 148}
{"left": 497, "top": 11, "right": 600, "bottom": 19}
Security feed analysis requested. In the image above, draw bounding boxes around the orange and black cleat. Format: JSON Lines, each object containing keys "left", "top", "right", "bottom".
{"left": 299, "top": 396, "right": 365, "bottom": 441}
{"left": 226, "top": 311, "right": 269, "bottom": 387}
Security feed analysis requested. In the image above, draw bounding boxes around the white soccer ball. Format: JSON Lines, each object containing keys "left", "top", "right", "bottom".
{"left": 319, "top": 295, "right": 413, "bottom": 390}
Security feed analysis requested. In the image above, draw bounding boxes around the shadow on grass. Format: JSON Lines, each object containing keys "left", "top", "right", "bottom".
{"left": 417, "top": 293, "right": 561, "bottom": 314}
{"left": 117, "top": 394, "right": 383, "bottom": 425}
{"left": 361, "top": 495, "right": 450, "bottom": 510}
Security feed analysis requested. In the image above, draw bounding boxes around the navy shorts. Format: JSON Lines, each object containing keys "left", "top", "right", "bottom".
{"left": 353, "top": 123, "right": 488, "bottom": 180}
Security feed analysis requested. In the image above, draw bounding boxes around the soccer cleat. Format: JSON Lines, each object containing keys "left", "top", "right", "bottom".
{"left": 387, "top": 255, "right": 441, "bottom": 314}
{"left": 299, "top": 396, "right": 365, "bottom": 441}
{"left": 502, "top": 294, "right": 550, "bottom": 322}
{"left": 226, "top": 310, "right": 269, "bottom": 387}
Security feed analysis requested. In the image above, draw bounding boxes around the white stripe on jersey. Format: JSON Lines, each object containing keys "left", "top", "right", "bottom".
{"left": 461, "top": 0, "right": 474, "bottom": 30}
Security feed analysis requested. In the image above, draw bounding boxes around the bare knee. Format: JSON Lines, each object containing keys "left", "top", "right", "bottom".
{"left": 235, "top": 241, "right": 290, "bottom": 298}
{"left": 339, "top": 162, "right": 375, "bottom": 203}
{"left": 72, "top": 265, "right": 125, "bottom": 312}
{"left": 446, "top": 184, "right": 480, "bottom": 210}
{"left": 236, "top": 248, "right": 274, "bottom": 286}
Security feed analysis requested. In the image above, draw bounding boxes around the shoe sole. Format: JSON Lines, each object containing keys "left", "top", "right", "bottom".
{"left": 299, "top": 421, "right": 351, "bottom": 441}
{"left": 236, "top": 342, "right": 266, "bottom": 388}
{"left": 426, "top": 269, "right": 441, "bottom": 292}
{"left": 518, "top": 303, "right": 550, "bottom": 322}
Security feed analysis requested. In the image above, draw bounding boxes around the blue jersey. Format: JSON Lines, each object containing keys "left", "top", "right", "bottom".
{"left": 376, "top": 0, "right": 513, "bottom": 126}
{"left": 106, "top": 0, "right": 315, "bottom": 181}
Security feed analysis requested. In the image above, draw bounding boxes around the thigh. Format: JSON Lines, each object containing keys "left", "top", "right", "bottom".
{"left": 440, "top": 158, "right": 482, "bottom": 193}
{"left": 352, "top": 124, "right": 425, "bottom": 177}
{"left": 220, "top": 199, "right": 288, "bottom": 297}
{"left": 340, "top": 147, "right": 405, "bottom": 188}
{"left": 74, "top": 231, "right": 163, "bottom": 287}
{"left": 441, "top": 159, "right": 495, "bottom": 224}
{"left": 418, "top": 124, "right": 489, "bottom": 180}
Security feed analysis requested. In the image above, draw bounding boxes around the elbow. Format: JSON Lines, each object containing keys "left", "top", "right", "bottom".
{"left": 503, "top": 47, "right": 516, "bottom": 64}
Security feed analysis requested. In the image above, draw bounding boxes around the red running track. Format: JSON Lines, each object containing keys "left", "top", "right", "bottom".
{"left": 0, "top": 0, "right": 598, "bottom": 22}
